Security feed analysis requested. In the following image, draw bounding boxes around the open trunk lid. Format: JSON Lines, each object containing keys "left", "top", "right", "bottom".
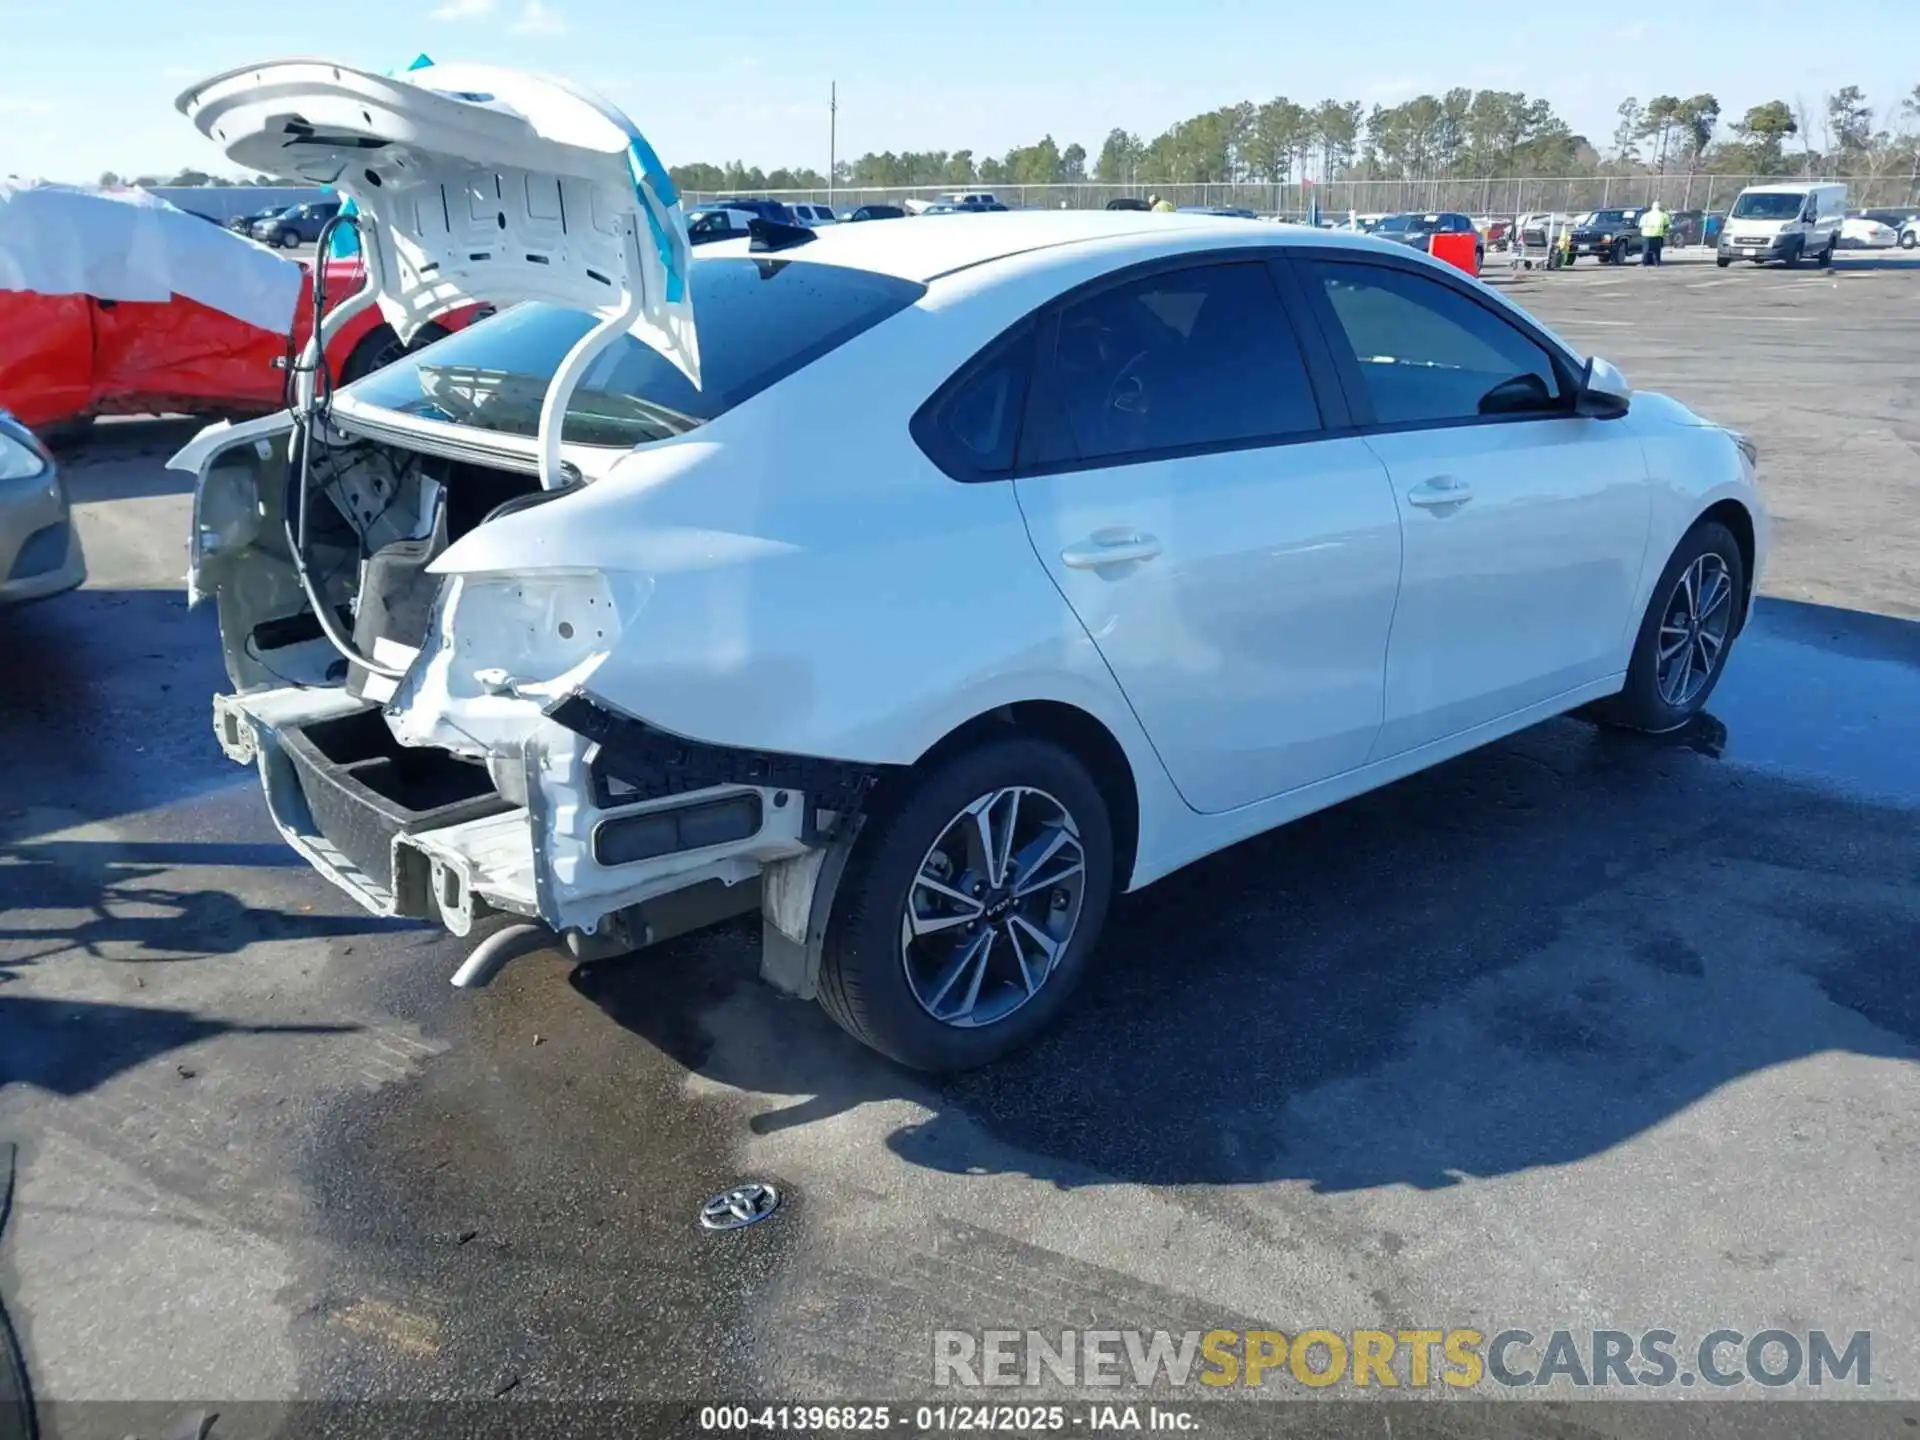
{"left": 175, "top": 57, "right": 698, "bottom": 385}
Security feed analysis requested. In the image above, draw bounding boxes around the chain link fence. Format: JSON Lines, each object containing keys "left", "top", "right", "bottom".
{"left": 687, "top": 174, "right": 1920, "bottom": 217}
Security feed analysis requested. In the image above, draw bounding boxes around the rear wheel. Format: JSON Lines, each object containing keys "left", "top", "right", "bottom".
{"left": 817, "top": 737, "right": 1115, "bottom": 1071}
{"left": 1584, "top": 521, "right": 1745, "bottom": 734}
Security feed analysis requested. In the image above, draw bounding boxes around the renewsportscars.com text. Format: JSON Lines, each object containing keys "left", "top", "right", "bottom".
{"left": 933, "top": 1327, "right": 1872, "bottom": 1391}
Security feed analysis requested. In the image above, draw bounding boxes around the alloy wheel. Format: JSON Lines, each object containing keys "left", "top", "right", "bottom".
{"left": 1656, "top": 553, "right": 1734, "bottom": 708}
{"left": 900, "top": 787, "right": 1087, "bottom": 1029}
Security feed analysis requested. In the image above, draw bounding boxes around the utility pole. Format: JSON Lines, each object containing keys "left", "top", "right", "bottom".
{"left": 828, "top": 81, "right": 838, "bottom": 204}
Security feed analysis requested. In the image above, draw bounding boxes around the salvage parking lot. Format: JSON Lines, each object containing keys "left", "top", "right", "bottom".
{"left": 2, "top": 250, "right": 1917, "bottom": 1428}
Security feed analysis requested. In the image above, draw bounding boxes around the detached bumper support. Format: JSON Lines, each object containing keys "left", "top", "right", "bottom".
{"left": 545, "top": 694, "right": 890, "bottom": 839}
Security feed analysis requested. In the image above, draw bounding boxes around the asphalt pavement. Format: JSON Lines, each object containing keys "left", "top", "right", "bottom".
{"left": 1, "top": 256, "right": 1917, "bottom": 1436}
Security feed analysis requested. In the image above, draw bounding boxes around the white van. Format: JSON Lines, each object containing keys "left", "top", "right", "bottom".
{"left": 1717, "top": 182, "right": 1845, "bottom": 268}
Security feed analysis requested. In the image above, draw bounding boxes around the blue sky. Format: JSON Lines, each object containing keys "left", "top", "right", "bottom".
{"left": 4, "top": 0, "right": 1914, "bottom": 183}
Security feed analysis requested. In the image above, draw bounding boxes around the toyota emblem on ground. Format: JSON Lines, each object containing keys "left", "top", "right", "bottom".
{"left": 700, "top": 1182, "right": 782, "bottom": 1232}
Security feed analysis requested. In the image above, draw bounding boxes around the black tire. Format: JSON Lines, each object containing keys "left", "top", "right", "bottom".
{"left": 278, "top": 229, "right": 300, "bottom": 249}
{"left": 1901, "top": 232, "right": 1917, "bottom": 250}
{"left": 1716, "top": 256, "right": 1731, "bottom": 268}
{"left": 816, "top": 736, "right": 1116, "bottom": 1071}
{"left": 337, "top": 321, "right": 452, "bottom": 384}
{"left": 1816, "top": 240, "right": 1833, "bottom": 268}
{"left": 1614, "top": 241, "right": 1630, "bottom": 266}
{"left": 1584, "top": 520, "right": 1746, "bottom": 734}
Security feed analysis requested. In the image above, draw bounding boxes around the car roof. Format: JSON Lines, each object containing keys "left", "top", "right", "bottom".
{"left": 691, "top": 208, "right": 1408, "bottom": 284}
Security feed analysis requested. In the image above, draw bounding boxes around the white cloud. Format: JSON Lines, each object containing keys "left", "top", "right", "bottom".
{"left": 0, "top": 97, "right": 54, "bottom": 115}
{"left": 431, "top": 0, "right": 495, "bottom": 18}
{"left": 509, "top": 0, "right": 566, "bottom": 34}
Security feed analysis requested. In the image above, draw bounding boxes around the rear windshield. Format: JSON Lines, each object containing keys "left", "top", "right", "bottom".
{"left": 1731, "top": 192, "right": 1807, "bottom": 220}
{"left": 343, "top": 259, "right": 926, "bottom": 448}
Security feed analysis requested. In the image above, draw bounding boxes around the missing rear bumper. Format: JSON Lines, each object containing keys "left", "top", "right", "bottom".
{"left": 213, "top": 688, "right": 821, "bottom": 955}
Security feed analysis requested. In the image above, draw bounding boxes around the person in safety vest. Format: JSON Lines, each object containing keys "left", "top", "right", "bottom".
{"left": 1640, "top": 201, "right": 1670, "bottom": 265}
{"left": 1150, "top": 194, "right": 1176, "bottom": 213}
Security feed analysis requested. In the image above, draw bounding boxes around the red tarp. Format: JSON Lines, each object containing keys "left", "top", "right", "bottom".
{"left": 0, "top": 292, "right": 95, "bottom": 430}
{"left": 1, "top": 255, "right": 475, "bottom": 432}
{"left": 0, "top": 289, "right": 288, "bottom": 429}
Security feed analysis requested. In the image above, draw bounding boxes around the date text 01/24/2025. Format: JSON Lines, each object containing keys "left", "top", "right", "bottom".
{"left": 697, "top": 1403, "right": 1200, "bottom": 1431}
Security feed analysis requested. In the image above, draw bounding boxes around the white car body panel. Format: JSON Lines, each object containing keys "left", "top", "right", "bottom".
{"left": 175, "top": 57, "right": 697, "bottom": 381}
{"left": 178, "top": 203, "right": 1768, "bottom": 968}
{"left": 1362, "top": 418, "right": 1652, "bottom": 757}
{"left": 1016, "top": 439, "right": 1404, "bottom": 813}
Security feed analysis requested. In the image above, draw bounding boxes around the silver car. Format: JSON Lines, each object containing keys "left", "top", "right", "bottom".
{"left": 0, "top": 411, "right": 85, "bottom": 606}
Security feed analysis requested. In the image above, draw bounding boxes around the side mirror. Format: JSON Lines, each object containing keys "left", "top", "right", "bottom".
{"left": 1576, "top": 356, "right": 1631, "bottom": 419}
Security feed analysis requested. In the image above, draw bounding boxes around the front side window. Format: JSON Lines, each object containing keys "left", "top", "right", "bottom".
{"left": 1028, "top": 261, "right": 1322, "bottom": 466}
{"left": 1310, "top": 261, "right": 1566, "bottom": 425}
{"left": 344, "top": 259, "right": 925, "bottom": 448}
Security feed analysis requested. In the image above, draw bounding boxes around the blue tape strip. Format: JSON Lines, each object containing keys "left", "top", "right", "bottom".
{"left": 623, "top": 130, "right": 679, "bottom": 208}
{"left": 625, "top": 144, "right": 684, "bottom": 303}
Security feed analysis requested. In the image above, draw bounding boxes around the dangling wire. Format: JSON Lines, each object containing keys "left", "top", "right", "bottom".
{"left": 282, "top": 209, "right": 406, "bottom": 681}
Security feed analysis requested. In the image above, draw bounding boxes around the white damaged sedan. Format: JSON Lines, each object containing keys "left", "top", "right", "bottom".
{"left": 173, "top": 60, "right": 1768, "bottom": 1070}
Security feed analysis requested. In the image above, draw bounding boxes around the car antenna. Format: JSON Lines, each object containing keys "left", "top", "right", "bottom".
{"left": 748, "top": 217, "right": 817, "bottom": 253}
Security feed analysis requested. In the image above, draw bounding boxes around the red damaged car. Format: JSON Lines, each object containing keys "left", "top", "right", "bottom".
{"left": 0, "top": 182, "right": 480, "bottom": 435}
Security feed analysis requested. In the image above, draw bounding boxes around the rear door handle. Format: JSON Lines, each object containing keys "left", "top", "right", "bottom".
{"left": 1060, "top": 527, "right": 1162, "bottom": 570}
{"left": 1406, "top": 476, "right": 1473, "bottom": 509}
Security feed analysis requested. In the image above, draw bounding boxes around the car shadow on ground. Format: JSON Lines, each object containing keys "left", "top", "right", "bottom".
{"left": 0, "top": 589, "right": 236, "bottom": 830}
{"left": 0, "top": 996, "right": 357, "bottom": 1097}
{"left": 575, "top": 599, "right": 1920, "bottom": 1193}
{"left": 0, "top": 838, "right": 383, "bottom": 971}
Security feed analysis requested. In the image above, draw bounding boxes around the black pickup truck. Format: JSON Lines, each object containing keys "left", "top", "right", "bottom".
{"left": 1565, "top": 208, "right": 1645, "bottom": 264}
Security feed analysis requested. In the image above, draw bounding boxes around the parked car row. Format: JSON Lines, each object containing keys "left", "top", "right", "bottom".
{"left": 686, "top": 192, "right": 1012, "bottom": 231}
{"left": 1837, "top": 208, "right": 1919, "bottom": 249}
{"left": 218, "top": 199, "right": 344, "bottom": 248}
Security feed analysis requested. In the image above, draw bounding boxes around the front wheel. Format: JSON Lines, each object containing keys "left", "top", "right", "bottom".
{"left": 1816, "top": 241, "right": 1834, "bottom": 268}
{"left": 1584, "top": 521, "right": 1746, "bottom": 734}
{"left": 1715, "top": 256, "right": 1732, "bottom": 268}
{"left": 1901, "top": 232, "right": 1917, "bottom": 250}
{"left": 278, "top": 230, "right": 300, "bottom": 249}
{"left": 817, "top": 737, "right": 1115, "bottom": 1071}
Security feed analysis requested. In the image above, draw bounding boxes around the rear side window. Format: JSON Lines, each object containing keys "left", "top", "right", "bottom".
{"left": 344, "top": 259, "right": 926, "bottom": 448}
{"left": 1026, "top": 262, "right": 1322, "bottom": 467}
{"left": 912, "top": 329, "right": 1034, "bottom": 479}
{"left": 1309, "top": 261, "right": 1565, "bottom": 425}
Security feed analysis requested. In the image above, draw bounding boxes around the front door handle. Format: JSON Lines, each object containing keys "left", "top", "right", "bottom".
{"left": 1060, "top": 527, "right": 1162, "bottom": 570}
{"left": 1406, "top": 476, "right": 1473, "bottom": 509}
